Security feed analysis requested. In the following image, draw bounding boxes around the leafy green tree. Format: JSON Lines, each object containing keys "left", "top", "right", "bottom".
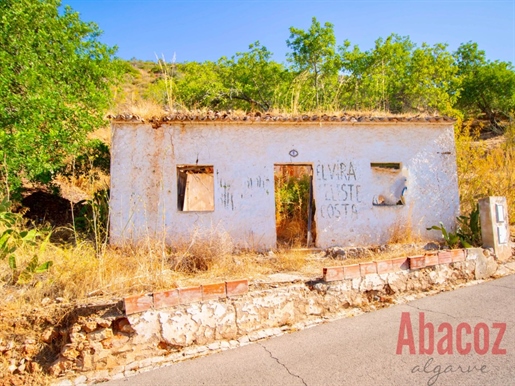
{"left": 174, "top": 61, "right": 227, "bottom": 109}
{"left": 0, "top": 0, "right": 119, "bottom": 198}
{"left": 340, "top": 34, "right": 413, "bottom": 112}
{"left": 454, "top": 42, "right": 515, "bottom": 130}
{"left": 340, "top": 35, "right": 458, "bottom": 115}
{"left": 286, "top": 17, "right": 340, "bottom": 109}
{"left": 406, "top": 42, "right": 458, "bottom": 114}
{"left": 221, "top": 42, "right": 291, "bottom": 111}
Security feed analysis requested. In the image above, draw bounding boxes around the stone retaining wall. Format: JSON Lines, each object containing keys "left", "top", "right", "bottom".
{"left": 49, "top": 248, "right": 511, "bottom": 384}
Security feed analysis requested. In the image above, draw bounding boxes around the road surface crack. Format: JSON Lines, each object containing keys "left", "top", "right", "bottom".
{"left": 405, "top": 303, "right": 511, "bottom": 324}
{"left": 258, "top": 342, "right": 307, "bottom": 386}
{"left": 487, "top": 284, "right": 515, "bottom": 290}
{"left": 405, "top": 304, "right": 459, "bottom": 320}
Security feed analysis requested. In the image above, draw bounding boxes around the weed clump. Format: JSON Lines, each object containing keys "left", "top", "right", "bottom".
{"left": 171, "top": 227, "right": 234, "bottom": 272}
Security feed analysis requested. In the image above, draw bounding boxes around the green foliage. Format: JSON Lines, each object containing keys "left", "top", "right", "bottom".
{"left": 454, "top": 42, "right": 515, "bottom": 130}
{"left": 275, "top": 175, "right": 311, "bottom": 223}
{"left": 427, "top": 206, "right": 483, "bottom": 249}
{"left": 0, "top": 0, "right": 120, "bottom": 197}
{"left": 75, "top": 188, "right": 110, "bottom": 255}
{"left": 0, "top": 196, "right": 52, "bottom": 284}
{"left": 339, "top": 34, "right": 459, "bottom": 114}
{"left": 426, "top": 222, "right": 461, "bottom": 249}
{"left": 175, "top": 61, "right": 227, "bottom": 109}
{"left": 221, "top": 42, "right": 291, "bottom": 111}
{"left": 275, "top": 173, "right": 312, "bottom": 245}
{"left": 287, "top": 17, "right": 340, "bottom": 109}
{"left": 61, "top": 139, "right": 110, "bottom": 180}
{"left": 456, "top": 204, "right": 481, "bottom": 247}
{"left": 111, "top": 17, "right": 514, "bottom": 130}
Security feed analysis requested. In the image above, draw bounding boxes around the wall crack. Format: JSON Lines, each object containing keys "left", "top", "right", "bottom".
{"left": 231, "top": 300, "right": 241, "bottom": 335}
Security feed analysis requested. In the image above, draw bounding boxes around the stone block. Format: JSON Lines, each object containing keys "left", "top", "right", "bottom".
{"left": 475, "top": 252, "right": 498, "bottom": 280}
{"left": 82, "top": 320, "right": 98, "bottom": 333}
{"left": 87, "top": 328, "right": 113, "bottom": 342}
{"left": 451, "top": 249, "right": 466, "bottom": 262}
{"left": 425, "top": 252, "right": 439, "bottom": 266}
{"left": 438, "top": 250, "right": 453, "bottom": 264}
{"left": 226, "top": 280, "right": 248, "bottom": 297}
{"left": 360, "top": 261, "right": 377, "bottom": 276}
{"left": 391, "top": 257, "right": 409, "bottom": 271}
{"left": 323, "top": 267, "right": 344, "bottom": 282}
{"left": 178, "top": 286, "right": 202, "bottom": 304}
{"left": 60, "top": 344, "right": 79, "bottom": 360}
{"left": 375, "top": 260, "right": 393, "bottom": 274}
{"left": 465, "top": 248, "right": 482, "bottom": 261}
{"left": 344, "top": 264, "right": 360, "bottom": 279}
{"left": 101, "top": 334, "right": 129, "bottom": 349}
{"left": 124, "top": 294, "right": 153, "bottom": 315}
{"left": 48, "top": 357, "right": 73, "bottom": 376}
{"left": 409, "top": 255, "right": 425, "bottom": 269}
{"left": 202, "top": 283, "right": 226, "bottom": 300}
{"left": 97, "top": 319, "right": 111, "bottom": 328}
{"left": 479, "top": 196, "right": 511, "bottom": 262}
{"left": 154, "top": 289, "right": 180, "bottom": 309}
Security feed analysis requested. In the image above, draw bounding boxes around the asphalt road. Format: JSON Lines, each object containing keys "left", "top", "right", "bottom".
{"left": 106, "top": 274, "right": 514, "bottom": 386}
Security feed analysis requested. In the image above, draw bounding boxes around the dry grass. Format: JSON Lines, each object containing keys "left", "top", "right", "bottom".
{"left": 387, "top": 209, "right": 420, "bottom": 245}
{"left": 456, "top": 120, "right": 515, "bottom": 221}
{"left": 108, "top": 99, "right": 449, "bottom": 121}
{"left": 109, "top": 99, "right": 168, "bottom": 119}
{"left": 0, "top": 226, "right": 428, "bottom": 307}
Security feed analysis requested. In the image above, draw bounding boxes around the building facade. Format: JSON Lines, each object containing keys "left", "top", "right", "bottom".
{"left": 109, "top": 114, "right": 459, "bottom": 250}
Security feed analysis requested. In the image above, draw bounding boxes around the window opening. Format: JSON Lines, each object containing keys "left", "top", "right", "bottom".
{"left": 371, "top": 163, "right": 400, "bottom": 170}
{"left": 177, "top": 165, "right": 214, "bottom": 212}
{"left": 371, "top": 163, "right": 407, "bottom": 206}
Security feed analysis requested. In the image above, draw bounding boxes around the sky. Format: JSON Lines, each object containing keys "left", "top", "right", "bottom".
{"left": 62, "top": 0, "right": 515, "bottom": 64}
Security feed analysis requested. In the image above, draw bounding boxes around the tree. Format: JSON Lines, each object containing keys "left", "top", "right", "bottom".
{"left": 454, "top": 42, "right": 515, "bottom": 130}
{"left": 340, "top": 35, "right": 458, "bottom": 115}
{"left": 286, "top": 17, "right": 340, "bottom": 109}
{"left": 339, "top": 35, "right": 413, "bottom": 112}
{"left": 221, "top": 41, "right": 290, "bottom": 111}
{"left": 406, "top": 42, "right": 458, "bottom": 114}
{"left": 0, "top": 0, "right": 119, "bottom": 198}
{"left": 175, "top": 61, "right": 227, "bottom": 109}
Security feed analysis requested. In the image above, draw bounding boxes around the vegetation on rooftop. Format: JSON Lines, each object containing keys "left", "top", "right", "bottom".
{"left": 114, "top": 18, "right": 514, "bottom": 130}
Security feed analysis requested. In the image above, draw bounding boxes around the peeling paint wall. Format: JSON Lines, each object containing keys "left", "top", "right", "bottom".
{"left": 110, "top": 122, "right": 459, "bottom": 249}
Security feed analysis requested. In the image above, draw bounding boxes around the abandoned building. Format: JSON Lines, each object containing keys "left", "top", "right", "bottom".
{"left": 109, "top": 113, "right": 459, "bottom": 250}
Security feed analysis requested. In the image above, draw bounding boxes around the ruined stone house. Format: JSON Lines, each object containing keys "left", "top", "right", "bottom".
{"left": 109, "top": 113, "right": 459, "bottom": 250}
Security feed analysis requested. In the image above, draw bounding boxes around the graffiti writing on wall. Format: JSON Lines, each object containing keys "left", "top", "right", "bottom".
{"left": 246, "top": 176, "right": 269, "bottom": 190}
{"left": 245, "top": 176, "right": 270, "bottom": 196}
{"left": 219, "top": 180, "right": 234, "bottom": 210}
{"left": 316, "top": 162, "right": 361, "bottom": 220}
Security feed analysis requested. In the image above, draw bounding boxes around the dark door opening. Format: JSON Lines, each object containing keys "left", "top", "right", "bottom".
{"left": 274, "top": 164, "right": 316, "bottom": 248}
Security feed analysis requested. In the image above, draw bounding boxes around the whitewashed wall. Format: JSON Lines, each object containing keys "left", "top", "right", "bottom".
{"left": 110, "top": 122, "right": 459, "bottom": 249}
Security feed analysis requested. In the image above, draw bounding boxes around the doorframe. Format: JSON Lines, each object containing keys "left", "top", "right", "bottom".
{"left": 273, "top": 163, "right": 316, "bottom": 248}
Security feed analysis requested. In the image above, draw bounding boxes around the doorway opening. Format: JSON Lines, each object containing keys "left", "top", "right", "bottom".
{"left": 274, "top": 164, "right": 316, "bottom": 248}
